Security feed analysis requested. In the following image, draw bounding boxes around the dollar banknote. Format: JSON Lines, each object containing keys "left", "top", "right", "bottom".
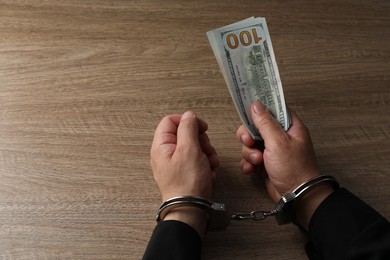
{"left": 207, "top": 17, "right": 290, "bottom": 140}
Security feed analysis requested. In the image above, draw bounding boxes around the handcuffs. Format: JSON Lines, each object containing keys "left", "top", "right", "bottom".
{"left": 156, "top": 175, "right": 339, "bottom": 231}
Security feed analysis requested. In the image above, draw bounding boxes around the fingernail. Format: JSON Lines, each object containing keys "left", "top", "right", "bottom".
{"left": 253, "top": 102, "right": 264, "bottom": 115}
{"left": 182, "top": 111, "right": 195, "bottom": 119}
{"left": 240, "top": 134, "right": 246, "bottom": 143}
{"left": 249, "top": 153, "right": 257, "bottom": 163}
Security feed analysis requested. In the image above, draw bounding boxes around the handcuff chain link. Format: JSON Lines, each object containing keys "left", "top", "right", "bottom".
{"left": 231, "top": 209, "right": 278, "bottom": 221}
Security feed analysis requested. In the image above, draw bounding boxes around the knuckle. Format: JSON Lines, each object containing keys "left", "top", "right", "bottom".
{"left": 241, "top": 145, "right": 248, "bottom": 156}
{"left": 278, "top": 132, "right": 292, "bottom": 147}
{"left": 160, "top": 115, "right": 172, "bottom": 124}
{"left": 256, "top": 114, "right": 275, "bottom": 128}
{"left": 241, "top": 146, "right": 251, "bottom": 161}
{"left": 176, "top": 142, "right": 197, "bottom": 157}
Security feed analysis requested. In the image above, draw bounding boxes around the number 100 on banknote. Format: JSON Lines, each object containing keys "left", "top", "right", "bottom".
{"left": 224, "top": 27, "right": 264, "bottom": 49}
{"left": 207, "top": 17, "right": 290, "bottom": 140}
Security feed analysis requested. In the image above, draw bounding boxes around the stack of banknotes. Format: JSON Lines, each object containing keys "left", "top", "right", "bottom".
{"left": 207, "top": 17, "right": 290, "bottom": 140}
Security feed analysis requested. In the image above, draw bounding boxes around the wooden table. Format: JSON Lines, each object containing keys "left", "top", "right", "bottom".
{"left": 0, "top": 0, "right": 389, "bottom": 259}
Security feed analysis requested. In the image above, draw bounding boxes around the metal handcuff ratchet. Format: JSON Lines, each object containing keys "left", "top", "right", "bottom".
{"left": 156, "top": 175, "right": 339, "bottom": 231}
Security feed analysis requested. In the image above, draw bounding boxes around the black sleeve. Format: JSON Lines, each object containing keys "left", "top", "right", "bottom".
{"left": 143, "top": 220, "right": 202, "bottom": 260}
{"left": 305, "top": 188, "right": 390, "bottom": 260}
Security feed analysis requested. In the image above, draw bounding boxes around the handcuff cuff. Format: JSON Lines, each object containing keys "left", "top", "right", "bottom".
{"left": 156, "top": 175, "right": 339, "bottom": 231}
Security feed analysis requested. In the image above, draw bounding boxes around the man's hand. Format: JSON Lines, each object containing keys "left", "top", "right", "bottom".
{"left": 236, "top": 102, "right": 334, "bottom": 229}
{"left": 150, "top": 111, "right": 219, "bottom": 236}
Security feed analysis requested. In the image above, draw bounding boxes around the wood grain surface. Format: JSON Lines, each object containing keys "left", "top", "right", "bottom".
{"left": 0, "top": 0, "right": 389, "bottom": 259}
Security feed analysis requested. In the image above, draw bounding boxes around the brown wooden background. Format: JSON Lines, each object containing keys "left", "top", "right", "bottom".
{"left": 0, "top": 0, "right": 389, "bottom": 259}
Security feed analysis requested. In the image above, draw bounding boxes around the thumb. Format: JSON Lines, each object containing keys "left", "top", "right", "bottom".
{"left": 250, "top": 102, "right": 285, "bottom": 144}
{"left": 176, "top": 111, "right": 201, "bottom": 151}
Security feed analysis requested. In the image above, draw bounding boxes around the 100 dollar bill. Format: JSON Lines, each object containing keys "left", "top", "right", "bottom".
{"left": 207, "top": 17, "right": 290, "bottom": 140}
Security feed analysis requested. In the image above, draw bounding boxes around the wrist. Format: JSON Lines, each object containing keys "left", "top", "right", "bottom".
{"left": 293, "top": 182, "right": 336, "bottom": 230}
{"left": 163, "top": 206, "right": 209, "bottom": 237}
{"left": 272, "top": 175, "right": 339, "bottom": 225}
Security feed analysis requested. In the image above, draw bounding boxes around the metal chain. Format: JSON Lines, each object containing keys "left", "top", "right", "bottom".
{"left": 231, "top": 209, "right": 278, "bottom": 220}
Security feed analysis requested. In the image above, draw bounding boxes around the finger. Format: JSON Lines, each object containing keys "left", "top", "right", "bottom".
{"left": 151, "top": 114, "right": 182, "bottom": 157}
{"left": 199, "top": 133, "right": 214, "bottom": 156}
{"left": 241, "top": 146, "right": 263, "bottom": 165}
{"left": 151, "top": 113, "right": 208, "bottom": 158}
{"left": 176, "top": 111, "right": 201, "bottom": 151}
{"left": 156, "top": 114, "right": 208, "bottom": 136}
{"left": 153, "top": 114, "right": 181, "bottom": 138}
{"left": 285, "top": 107, "right": 310, "bottom": 137}
{"left": 208, "top": 151, "right": 220, "bottom": 169}
{"left": 236, "top": 125, "right": 256, "bottom": 147}
{"left": 250, "top": 102, "right": 286, "bottom": 146}
{"left": 240, "top": 159, "right": 256, "bottom": 175}
{"left": 197, "top": 117, "right": 208, "bottom": 134}
{"left": 199, "top": 133, "right": 219, "bottom": 168}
